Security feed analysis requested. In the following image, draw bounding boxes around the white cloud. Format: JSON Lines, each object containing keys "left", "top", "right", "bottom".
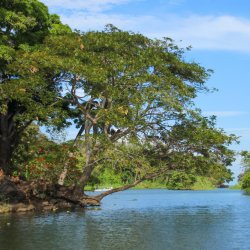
{"left": 42, "top": 0, "right": 132, "bottom": 12}
{"left": 60, "top": 12, "right": 156, "bottom": 32}
{"left": 203, "top": 111, "right": 249, "bottom": 118}
{"left": 61, "top": 13, "right": 250, "bottom": 53}
{"left": 166, "top": 15, "right": 250, "bottom": 52}
{"left": 40, "top": 0, "right": 250, "bottom": 53}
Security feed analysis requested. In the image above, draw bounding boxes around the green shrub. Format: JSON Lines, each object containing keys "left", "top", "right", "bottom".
{"left": 241, "top": 171, "right": 250, "bottom": 194}
{"left": 166, "top": 172, "right": 196, "bottom": 190}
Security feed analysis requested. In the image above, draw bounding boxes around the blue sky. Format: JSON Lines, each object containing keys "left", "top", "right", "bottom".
{"left": 41, "top": 0, "right": 250, "bottom": 180}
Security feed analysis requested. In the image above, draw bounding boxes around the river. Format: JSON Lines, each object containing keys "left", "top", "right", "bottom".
{"left": 0, "top": 189, "right": 250, "bottom": 250}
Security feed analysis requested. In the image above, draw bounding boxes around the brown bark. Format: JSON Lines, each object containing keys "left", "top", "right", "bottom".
{"left": 0, "top": 139, "right": 12, "bottom": 175}
{"left": 57, "top": 152, "right": 73, "bottom": 185}
{"left": 94, "top": 168, "right": 170, "bottom": 201}
{"left": 76, "top": 120, "right": 93, "bottom": 189}
{"left": 94, "top": 180, "right": 143, "bottom": 201}
{"left": 0, "top": 106, "right": 31, "bottom": 175}
{"left": 57, "top": 123, "right": 86, "bottom": 186}
{"left": 76, "top": 144, "right": 104, "bottom": 190}
{"left": 59, "top": 168, "right": 171, "bottom": 207}
{"left": 0, "top": 166, "right": 174, "bottom": 213}
{"left": 0, "top": 115, "right": 14, "bottom": 175}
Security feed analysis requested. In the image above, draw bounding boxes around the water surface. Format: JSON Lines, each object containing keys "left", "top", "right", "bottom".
{"left": 0, "top": 189, "right": 250, "bottom": 250}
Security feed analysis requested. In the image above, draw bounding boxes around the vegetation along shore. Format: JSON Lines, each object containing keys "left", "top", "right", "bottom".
{"left": 1, "top": 0, "right": 250, "bottom": 213}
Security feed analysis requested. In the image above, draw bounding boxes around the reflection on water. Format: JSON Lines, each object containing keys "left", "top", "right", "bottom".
{"left": 1, "top": 189, "right": 250, "bottom": 250}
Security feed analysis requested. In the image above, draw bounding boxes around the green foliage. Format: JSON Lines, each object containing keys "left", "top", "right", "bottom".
{"left": 39, "top": 25, "right": 236, "bottom": 189}
{"left": 191, "top": 176, "right": 215, "bottom": 190}
{"left": 0, "top": 0, "right": 49, "bottom": 46}
{"left": 229, "top": 183, "right": 242, "bottom": 190}
{"left": 11, "top": 126, "right": 80, "bottom": 183}
{"left": 22, "top": 143, "right": 74, "bottom": 182}
{"left": 239, "top": 151, "right": 250, "bottom": 194}
{"left": 134, "top": 179, "right": 166, "bottom": 189}
{"left": 84, "top": 169, "right": 216, "bottom": 190}
{"left": 49, "top": 14, "right": 71, "bottom": 35}
{"left": 166, "top": 172, "right": 196, "bottom": 190}
{"left": 38, "top": 25, "right": 235, "bottom": 189}
{"left": 0, "top": 0, "right": 71, "bottom": 47}
{"left": 241, "top": 151, "right": 250, "bottom": 170}
{"left": 241, "top": 171, "right": 250, "bottom": 190}
{"left": 95, "top": 168, "right": 123, "bottom": 186}
{"left": 0, "top": 0, "right": 237, "bottom": 192}
{"left": 0, "top": 0, "right": 73, "bottom": 174}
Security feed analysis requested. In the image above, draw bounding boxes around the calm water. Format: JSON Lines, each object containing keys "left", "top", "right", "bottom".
{"left": 0, "top": 189, "right": 250, "bottom": 250}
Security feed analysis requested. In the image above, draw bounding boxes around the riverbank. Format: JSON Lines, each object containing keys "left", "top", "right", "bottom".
{"left": 229, "top": 184, "right": 241, "bottom": 190}
{"left": 0, "top": 200, "right": 78, "bottom": 214}
{"left": 0, "top": 174, "right": 240, "bottom": 214}
{"left": 85, "top": 177, "right": 217, "bottom": 191}
{"left": 0, "top": 176, "right": 100, "bottom": 214}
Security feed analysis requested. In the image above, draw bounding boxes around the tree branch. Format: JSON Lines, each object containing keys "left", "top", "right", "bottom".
{"left": 94, "top": 167, "right": 173, "bottom": 201}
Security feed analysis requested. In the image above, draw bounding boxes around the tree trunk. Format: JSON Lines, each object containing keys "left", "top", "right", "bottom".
{"left": 57, "top": 167, "right": 68, "bottom": 186}
{"left": 58, "top": 152, "right": 73, "bottom": 185}
{"left": 0, "top": 116, "right": 14, "bottom": 175}
{"left": 0, "top": 139, "right": 12, "bottom": 175}
{"left": 57, "top": 125, "right": 85, "bottom": 185}
{"left": 76, "top": 121, "right": 93, "bottom": 190}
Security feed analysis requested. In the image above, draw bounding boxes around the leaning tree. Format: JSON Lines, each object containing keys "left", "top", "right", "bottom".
{"left": 24, "top": 25, "right": 236, "bottom": 205}
{"left": 0, "top": 15, "right": 237, "bottom": 207}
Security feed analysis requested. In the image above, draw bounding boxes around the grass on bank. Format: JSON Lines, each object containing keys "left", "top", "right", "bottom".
{"left": 85, "top": 176, "right": 218, "bottom": 191}
{"left": 191, "top": 177, "right": 215, "bottom": 190}
{"left": 229, "top": 183, "right": 242, "bottom": 190}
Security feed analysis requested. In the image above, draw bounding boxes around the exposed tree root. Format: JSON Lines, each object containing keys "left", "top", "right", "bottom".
{"left": 0, "top": 176, "right": 101, "bottom": 213}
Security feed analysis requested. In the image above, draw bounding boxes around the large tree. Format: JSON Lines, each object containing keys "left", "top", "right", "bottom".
{"left": 30, "top": 25, "right": 236, "bottom": 204}
{"left": 0, "top": 0, "right": 237, "bottom": 208}
{"left": 0, "top": 0, "right": 71, "bottom": 174}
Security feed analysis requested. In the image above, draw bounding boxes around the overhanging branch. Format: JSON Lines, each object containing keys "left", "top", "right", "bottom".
{"left": 93, "top": 167, "right": 174, "bottom": 201}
